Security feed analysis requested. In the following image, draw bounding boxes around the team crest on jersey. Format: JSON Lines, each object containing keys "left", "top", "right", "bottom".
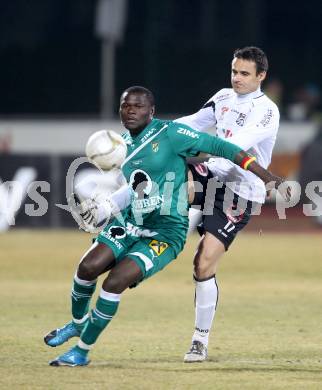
{"left": 149, "top": 239, "right": 169, "bottom": 256}
{"left": 236, "top": 113, "right": 246, "bottom": 126}
{"left": 152, "top": 142, "right": 159, "bottom": 153}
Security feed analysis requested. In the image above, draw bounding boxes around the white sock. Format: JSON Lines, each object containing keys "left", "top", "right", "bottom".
{"left": 192, "top": 276, "right": 218, "bottom": 347}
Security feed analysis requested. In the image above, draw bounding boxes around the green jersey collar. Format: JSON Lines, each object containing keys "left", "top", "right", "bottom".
{"left": 130, "top": 119, "right": 161, "bottom": 144}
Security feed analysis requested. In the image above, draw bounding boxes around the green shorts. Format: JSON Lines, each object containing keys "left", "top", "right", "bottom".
{"left": 96, "top": 220, "right": 178, "bottom": 282}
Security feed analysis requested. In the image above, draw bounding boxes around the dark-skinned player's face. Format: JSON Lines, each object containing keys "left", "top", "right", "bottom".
{"left": 119, "top": 92, "right": 154, "bottom": 135}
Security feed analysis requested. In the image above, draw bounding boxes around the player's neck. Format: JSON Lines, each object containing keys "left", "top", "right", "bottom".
{"left": 236, "top": 87, "right": 261, "bottom": 100}
{"left": 129, "top": 118, "right": 154, "bottom": 138}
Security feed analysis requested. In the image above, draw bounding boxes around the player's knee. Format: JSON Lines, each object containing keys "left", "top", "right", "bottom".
{"left": 103, "top": 274, "right": 124, "bottom": 294}
{"left": 193, "top": 258, "right": 210, "bottom": 277}
{"left": 77, "top": 258, "right": 99, "bottom": 280}
{"left": 193, "top": 247, "right": 218, "bottom": 277}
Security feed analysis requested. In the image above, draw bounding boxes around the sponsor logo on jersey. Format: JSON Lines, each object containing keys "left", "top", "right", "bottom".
{"left": 216, "top": 93, "right": 231, "bottom": 102}
{"left": 140, "top": 129, "right": 155, "bottom": 143}
{"left": 225, "top": 204, "right": 244, "bottom": 223}
{"left": 149, "top": 239, "right": 169, "bottom": 255}
{"left": 152, "top": 142, "right": 159, "bottom": 152}
{"left": 100, "top": 230, "right": 123, "bottom": 249}
{"left": 217, "top": 229, "right": 228, "bottom": 238}
{"left": 132, "top": 195, "right": 165, "bottom": 212}
{"left": 108, "top": 226, "right": 126, "bottom": 239}
{"left": 177, "top": 127, "right": 199, "bottom": 139}
{"left": 129, "top": 169, "right": 153, "bottom": 198}
{"left": 131, "top": 159, "right": 142, "bottom": 166}
{"left": 219, "top": 106, "right": 229, "bottom": 120}
{"left": 260, "top": 109, "right": 273, "bottom": 127}
{"left": 224, "top": 128, "right": 233, "bottom": 138}
{"left": 122, "top": 132, "right": 133, "bottom": 145}
{"left": 194, "top": 163, "right": 208, "bottom": 177}
{"left": 129, "top": 169, "right": 165, "bottom": 212}
{"left": 236, "top": 113, "right": 246, "bottom": 126}
{"left": 126, "top": 222, "right": 158, "bottom": 237}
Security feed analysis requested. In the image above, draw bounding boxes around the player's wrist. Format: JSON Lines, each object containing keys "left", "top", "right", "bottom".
{"left": 240, "top": 156, "right": 256, "bottom": 170}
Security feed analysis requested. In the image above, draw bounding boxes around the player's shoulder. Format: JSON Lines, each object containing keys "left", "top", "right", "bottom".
{"left": 252, "top": 92, "right": 279, "bottom": 114}
{"left": 251, "top": 93, "right": 280, "bottom": 126}
{"left": 167, "top": 119, "right": 195, "bottom": 131}
{"left": 145, "top": 118, "right": 172, "bottom": 136}
{"left": 203, "top": 88, "right": 233, "bottom": 106}
{"left": 212, "top": 88, "right": 234, "bottom": 103}
{"left": 153, "top": 119, "right": 174, "bottom": 139}
{"left": 166, "top": 120, "right": 200, "bottom": 139}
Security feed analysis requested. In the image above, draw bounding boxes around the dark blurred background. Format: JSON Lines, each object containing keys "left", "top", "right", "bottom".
{"left": 0, "top": 0, "right": 321, "bottom": 117}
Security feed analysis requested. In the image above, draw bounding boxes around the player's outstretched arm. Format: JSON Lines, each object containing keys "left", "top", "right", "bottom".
{"left": 197, "top": 134, "right": 291, "bottom": 200}
{"left": 234, "top": 151, "right": 291, "bottom": 201}
{"left": 169, "top": 123, "right": 291, "bottom": 201}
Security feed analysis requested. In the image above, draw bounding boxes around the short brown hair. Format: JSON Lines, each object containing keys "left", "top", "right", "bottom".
{"left": 234, "top": 46, "right": 268, "bottom": 75}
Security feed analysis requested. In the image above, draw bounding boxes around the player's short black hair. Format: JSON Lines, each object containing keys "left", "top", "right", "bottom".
{"left": 123, "top": 86, "right": 155, "bottom": 106}
{"left": 233, "top": 46, "right": 268, "bottom": 75}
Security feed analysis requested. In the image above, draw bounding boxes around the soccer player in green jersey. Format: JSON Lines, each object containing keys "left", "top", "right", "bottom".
{"left": 44, "top": 86, "right": 288, "bottom": 366}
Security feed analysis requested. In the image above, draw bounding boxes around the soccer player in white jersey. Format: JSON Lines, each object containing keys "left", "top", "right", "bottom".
{"left": 176, "top": 46, "right": 280, "bottom": 362}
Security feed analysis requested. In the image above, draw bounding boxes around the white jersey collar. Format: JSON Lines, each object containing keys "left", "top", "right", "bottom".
{"left": 235, "top": 87, "right": 262, "bottom": 104}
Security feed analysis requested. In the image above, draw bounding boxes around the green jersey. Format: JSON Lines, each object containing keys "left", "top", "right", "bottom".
{"left": 120, "top": 118, "right": 242, "bottom": 253}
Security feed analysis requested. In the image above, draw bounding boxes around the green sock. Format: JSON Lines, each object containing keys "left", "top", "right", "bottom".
{"left": 80, "top": 294, "right": 120, "bottom": 346}
{"left": 71, "top": 277, "right": 97, "bottom": 327}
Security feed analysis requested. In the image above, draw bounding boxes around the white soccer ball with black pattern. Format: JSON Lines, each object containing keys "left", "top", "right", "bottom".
{"left": 86, "top": 130, "right": 127, "bottom": 170}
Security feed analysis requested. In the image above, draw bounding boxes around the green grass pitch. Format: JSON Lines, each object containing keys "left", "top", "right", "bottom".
{"left": 0, "top": 230, "right": 322, "bottom": 389}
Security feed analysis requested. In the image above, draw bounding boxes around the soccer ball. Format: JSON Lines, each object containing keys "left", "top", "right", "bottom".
{"left": 85, "top": 130, "right": 127, "bottom": 170}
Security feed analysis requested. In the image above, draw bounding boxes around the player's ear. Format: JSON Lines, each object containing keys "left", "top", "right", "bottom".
{"left": 259, "top": 71, "right": 266, "bottom": 83}
{"left": 150, "top": 106, "right": 155, "bottom": 119}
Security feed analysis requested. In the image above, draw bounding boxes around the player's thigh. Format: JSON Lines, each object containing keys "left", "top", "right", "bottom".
{"left": 96, "top": 220, "right": 131, "bottom": 261}
{"left": 193, "top": 232, "right": 225, "bottom": 278}
{"left": 78, "top": 241, "right": 116, "bottom": 279}
{"left": 102, "top": 258, "right": 143, "bottom": 293}
{"left": 85, "top": 219, "right": 136, "bottom": 278}
{"left": 126, "top": 238, "right": 177, "bottom": 285}
{"left": 196, "top": 232, "right": 226, "bottom": 261}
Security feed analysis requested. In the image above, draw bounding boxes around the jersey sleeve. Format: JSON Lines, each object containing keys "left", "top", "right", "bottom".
{"left": 228, "top": 104, "right": 280, "bottom": 150}
{"left": 174, "top": 95, "right": 217, "bottom": 131}
{"left": 109, "top": 185, "right": 132, "bottom": 211}
{"left": 168, "top": 122, "right": 242, "bottom": 162}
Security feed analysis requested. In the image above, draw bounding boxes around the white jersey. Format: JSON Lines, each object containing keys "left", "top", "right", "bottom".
{"left": 175, "top": 87, "right": 280, "bottom": 203}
